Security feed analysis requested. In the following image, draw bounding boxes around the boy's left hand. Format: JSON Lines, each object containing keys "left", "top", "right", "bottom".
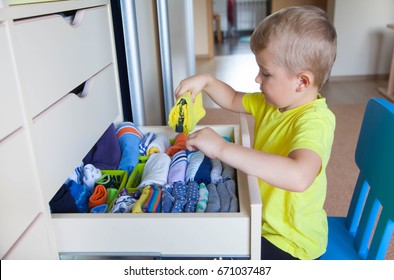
{"left": 186, "top": 127, "right": 226, "bottom": 159}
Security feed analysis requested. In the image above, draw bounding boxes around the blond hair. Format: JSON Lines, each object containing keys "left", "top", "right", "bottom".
{"left": 250, "top": 5, "right": 337, "bottom": 89}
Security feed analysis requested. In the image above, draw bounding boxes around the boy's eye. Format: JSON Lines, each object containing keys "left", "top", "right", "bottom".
{"left": 262, "top": 72, "right": 270, "bottom": 77}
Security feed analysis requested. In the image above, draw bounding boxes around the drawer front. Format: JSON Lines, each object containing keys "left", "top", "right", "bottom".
{"left": 14, "top": 5, "right": 113, "bottom": 117}
{"left": 32, "top": 64, "right": 121, "bottom": 203}
{"left": 0, "top": 129, "right": 43, "bottom": 258}
{"left": 3, "top": 214, "right": 55, "bottom": 260}
{"left": 52, "top": 125, "right": 255, "bottom": 258}
{"left": 54, "top": 170, "right": 251, "bottom": 258}
{"left": 0, "top": 24, "right": 24, "bottom": 140}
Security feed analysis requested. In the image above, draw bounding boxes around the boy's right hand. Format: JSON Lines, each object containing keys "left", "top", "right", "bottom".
{"left": 175, "top": 73, "right": 211, "bottom": 102}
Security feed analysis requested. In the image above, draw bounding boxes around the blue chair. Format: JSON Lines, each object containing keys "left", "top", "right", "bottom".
{"left": 321, "top": 98, "right": 394, "bottom": 260}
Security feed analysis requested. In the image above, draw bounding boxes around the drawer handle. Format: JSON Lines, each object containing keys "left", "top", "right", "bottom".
{"left": 71, "top": 79, "right": 92, "bottom": 98}
{"left": 59, "top": 9, "right": 86, "bottom": 27}
{"left": 70, "top": 65, "right": 109, "bottom": 98}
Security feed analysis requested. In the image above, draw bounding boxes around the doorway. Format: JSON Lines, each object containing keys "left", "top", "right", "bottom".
{"left": 212, "top": 0, "right": 270, "bottom": 56}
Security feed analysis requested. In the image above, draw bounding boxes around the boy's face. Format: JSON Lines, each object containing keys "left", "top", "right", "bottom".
{"left": 254, "top": 49, "right": 300, "bottom": 110}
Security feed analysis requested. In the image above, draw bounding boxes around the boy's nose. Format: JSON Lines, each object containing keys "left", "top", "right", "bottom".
{"left": 255, "top": 75, "right": 262, "bottom": 85}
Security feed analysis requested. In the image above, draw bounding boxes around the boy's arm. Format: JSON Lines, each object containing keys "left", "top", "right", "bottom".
{"left": 175, "top": 73, "right": 246, "bottom": 113}
{"left": 187, "top": 128, "right": 322, "bottom": 193}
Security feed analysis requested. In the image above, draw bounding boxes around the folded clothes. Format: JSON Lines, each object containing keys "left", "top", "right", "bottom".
{"left": 138, "top": 153, "right": 171, "bottom": 189}
{"left": 142, "top": 184, "right": 162, "bottom": 213}
{"left": 196, "top": 183, "right": 209, "bottom": 213}
{"left": 116, "top": 122, "right": 144, "bottom": 175}
{"left": 184, "top": 181, "right": 199, "bottom": 212}
{"left": 95, "top": 173, "right": 121, "bottom": 189}
{"left": 88, "top": 184, "right": 107, "bottom": 210}
{"left": 161, "top": 184, "right": 174, "bottom": 213}
{"left": 106, "top": 188, "right": 118, "bottom": 206}
{"left": 171, "top": 181, "right": 187, "bottom": 213}
{"left": 139, "top": 132, "right": 156, "bottom": 156}
{"left": 166, "top": 133, "right": 187, "bottom": 156}
{"left": 65, "top": 162, "right": 84, "bottom": 185}
{"left": 110, "top": 194, "right": 135, "bottom": 213}
{"left": 83, "top": 123, "right": 121, "bottom": 170}
{"left": 222, "top": 162, "right": 235, "bottom": 181}
{"left": 132, "top": 186, "right": 151, "bottom": 213}
{"left": 206, "top": 183, "right": 221, "bottom": 212}
{"left": 90, "top": 204, "right": 108, "bottom": 213}
{"left": 82, "top": 164, "right": 102, "bottom": 193}
{"left": 225, "top": 179, "right": 238, "bottom": 212}
{"left": 68, "top": 180, "right": 91, "bottom": 213}
{"left": 185, "top": 150, "right": 204, "bottom": 183}
{"left": 110, "top": 188, "right": 141, "bottom": 213}
{"left": 194, "top": 155, "right": 212, "bottom": 185}
{"left": 146, "top": 133, "right": 170, "bottom": 156}
{"left": 217, "top": 182, "right": 230, "bottom": 212}
{"left": 167, "top": 150, "right": 187, "bottom": 184}
{"left": 210, "top": 159, "right": 223, "bottom": 184}
{"left": 49, "top": 184, "right": 78, "bottom": 213}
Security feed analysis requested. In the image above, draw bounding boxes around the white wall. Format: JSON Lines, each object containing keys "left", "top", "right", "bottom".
{"left": 332, "top": 0, "right": 394, "bottom": 77}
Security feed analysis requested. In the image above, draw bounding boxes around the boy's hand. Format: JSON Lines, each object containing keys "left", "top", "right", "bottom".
{"left": 175, "top": 74, "right": 211, "bottom": 101}
{"left": 186, "top": 127, "right": 226, "bottom": 159}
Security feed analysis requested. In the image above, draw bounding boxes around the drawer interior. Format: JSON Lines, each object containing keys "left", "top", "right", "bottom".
{"left": 50, "top": 123, "right": 257, "bottom": 258}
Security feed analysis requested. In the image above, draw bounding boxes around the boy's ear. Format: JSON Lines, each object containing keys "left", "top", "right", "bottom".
{"left": 296, "top": 72, "right": 313, "bottom": 92}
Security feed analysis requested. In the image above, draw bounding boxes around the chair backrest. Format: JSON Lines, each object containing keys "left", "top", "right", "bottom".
{"left": 345, "top": 98, "right": 394, "bottom": 259}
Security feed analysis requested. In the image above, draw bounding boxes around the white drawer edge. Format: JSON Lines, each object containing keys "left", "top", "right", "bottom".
{"left": 240, "top": 112, "right": 262, "bottom": 260}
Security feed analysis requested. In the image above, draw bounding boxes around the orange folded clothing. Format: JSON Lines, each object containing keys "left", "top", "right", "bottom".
{"left": 166, "top": 133, "right": 188, "bottom": 157}
{"left": 88, "top": 184, "right": 108, "bottom": 210}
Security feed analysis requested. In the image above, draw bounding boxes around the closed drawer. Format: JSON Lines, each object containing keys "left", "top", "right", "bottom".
{"left": 32, "top": 64, "right": 122, "bottom": 203}
{"left": 52, "top": 120, "right": 262, "bottom": 259}
{"left": 0, "top": 129, "right": 43, "bottom": 258}
{"left": 14, "top": 5, "right": 113, "bottom": 117}
{"left": 3, "top": 213, "right": 54, "bottom": 260}
{"left": 0, "top": 24, "right": 24, "bottom": 140}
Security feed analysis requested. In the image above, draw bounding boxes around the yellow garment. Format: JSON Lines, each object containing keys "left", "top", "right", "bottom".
{"left": 242, "top": 92, "right": 335, "bottom": 260}
{"left": 146, "top": 147, "right": 160, "bottom": 156}
{"left": 132, "top": 186, "right": 151, "bottom": 213}
{"left": 168, "top": 91, "right": 206, "bottom": 135}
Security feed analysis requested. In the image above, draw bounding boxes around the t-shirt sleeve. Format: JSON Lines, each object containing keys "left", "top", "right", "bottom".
{"left": 242, "top": 92, "right": 265, "bottom": 116}
{"left": 290, "top": 110, "right": 335, "bottom": 167}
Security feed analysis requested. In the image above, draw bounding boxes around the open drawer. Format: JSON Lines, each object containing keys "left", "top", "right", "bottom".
{"left": 51, "top": 114, "right": 261, "bottom": 259}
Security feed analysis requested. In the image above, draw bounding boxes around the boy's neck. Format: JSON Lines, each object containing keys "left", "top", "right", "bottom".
{"left": 280, "top": 89, "right": 319, "bottom": 112}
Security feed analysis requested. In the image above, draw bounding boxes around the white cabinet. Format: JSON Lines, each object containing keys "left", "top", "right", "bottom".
{"left": 0, "top": 0, "right": 123, "bottom": 259}
{"left": 0, "top": 23, "right": 23, "bottom": 140}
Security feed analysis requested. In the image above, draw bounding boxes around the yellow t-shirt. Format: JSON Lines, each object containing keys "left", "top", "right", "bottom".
{"left": 242, "top": 93, "right": 335, "bottom": 259}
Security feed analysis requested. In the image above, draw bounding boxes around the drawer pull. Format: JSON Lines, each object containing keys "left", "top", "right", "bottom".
{"left": 71, "top": 76, "right": 93, "bottom": 98}
{"left": 59, "top": 9, "right": 86, "bottom": 27}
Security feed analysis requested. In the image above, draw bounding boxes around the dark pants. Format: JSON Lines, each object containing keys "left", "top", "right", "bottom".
{"left": 260, "top": 237, "right": 299, "bottom": 260}
{"left": 260, "top": 237, "right": 321, "bottom": 260}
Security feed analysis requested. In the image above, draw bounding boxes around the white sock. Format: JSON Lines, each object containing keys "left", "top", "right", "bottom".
{"left": 82, "top": 164, "right": 102, "bottom": 193}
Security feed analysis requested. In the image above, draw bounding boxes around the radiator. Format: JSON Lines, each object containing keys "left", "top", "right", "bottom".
{"left": 235, "top": 0, "right": 267, "bottom": 32}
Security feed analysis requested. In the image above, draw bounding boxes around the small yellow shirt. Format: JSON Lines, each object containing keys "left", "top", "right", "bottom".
{"left": 242, "top": 93, "right": 335, "bottom": 259}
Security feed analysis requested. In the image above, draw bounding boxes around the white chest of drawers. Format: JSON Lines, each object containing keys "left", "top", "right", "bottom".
{"left": 0, "top": 0, "right": 123, "bottom": 259}
{"left": 0, "top": 0, "right": 261, "bottom": 260}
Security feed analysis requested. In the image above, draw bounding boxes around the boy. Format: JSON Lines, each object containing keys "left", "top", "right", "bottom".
{"left": 175, "top": 6, "right": 337, "bottom": 259}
